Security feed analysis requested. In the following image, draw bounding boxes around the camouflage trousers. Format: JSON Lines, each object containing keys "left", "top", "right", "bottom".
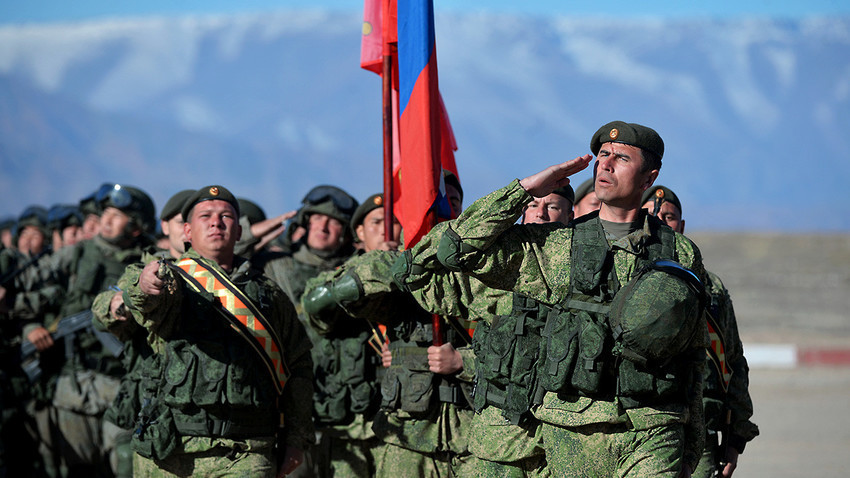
{"left": 539, "top": 421, "right": 685, "bottom": 478}
{"left": 373, "top": 442, "right": 477, "bottom": 478}
{"left": 53, "top": 370, "right": 121, "bottom": 477}
{"left": 690, "top": 434, "right": 720, "bottom": 478}
{"left": 465, "top": 407, "right": 549, "bottom": 478}
{"left": 311, "top": 432, "right": 381, "bottom": 478}
{"left": 133, "top": 437, "right": 276, "bottom": 478}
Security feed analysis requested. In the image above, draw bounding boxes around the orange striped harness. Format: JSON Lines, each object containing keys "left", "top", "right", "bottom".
{"left": 705, "top": 312, "right": 732, "bottom": 393}
{"left": 171, "top": 257, "right": 290, "bottom": 396}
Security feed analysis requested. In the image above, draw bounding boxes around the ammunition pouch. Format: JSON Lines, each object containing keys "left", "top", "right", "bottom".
{"left": 473, "top": 294, "right": 548, "bottom": 424}
{"left": 381, "top": 345, "right": 434, "bottom": 414}
{"left": 313, "top": 331, "right": 379, "bottom": 425}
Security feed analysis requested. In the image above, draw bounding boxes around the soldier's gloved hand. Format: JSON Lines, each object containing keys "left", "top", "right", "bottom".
{"left": 302, "top": 283, "right": 336, "bottom": 318}
{"left": 26, "top": 326, "right": 54, "bottom": 352}
{"left": 276, "top": 444, "right": 304, "bottom": 477}
{"left": 139, "top": 261, "right": 165, "bottom": 295}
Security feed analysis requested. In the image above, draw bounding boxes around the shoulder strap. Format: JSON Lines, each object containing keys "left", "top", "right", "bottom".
{"left": 170, "top": 257, "right": 290, "bottom": 396}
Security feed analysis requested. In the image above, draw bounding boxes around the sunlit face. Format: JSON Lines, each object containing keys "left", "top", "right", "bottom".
{"left": 356, "top": 207, "right": 401, "bottom": 252}
{"left": 99, "top": 207, "right": 134, "bottom": 241}
{"left": 522, "top": 193, "right": 573, "bottom": 225}
{"left": 17, "top": 225, "right": 45, "bottom": 256}
{"left": 306, "top": 213, "right": 345, "bottom": 252}
{"left": 643, "top": 199, "right": 684, "bottom": 233}
{"left": 161, "top": 214, "right": 187, "bottom": 257}
{"left": 61, "top": 225, "right": 80, "bottom": 247}
{"left": 593, "top": 142, "right": 658, "bottom": 209}
{"left": 184, "top": 200, "right": 241, "bottom": 259}
{"left": 81, "top": 214, "right": 100, "bottom": 240}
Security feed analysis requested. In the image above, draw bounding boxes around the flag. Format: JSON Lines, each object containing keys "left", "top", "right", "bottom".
{"left": 396, "top": 0, "right": 457, "bottom": 246}
{"left": 361, "top": 0, "right": 458, "bottom": 247}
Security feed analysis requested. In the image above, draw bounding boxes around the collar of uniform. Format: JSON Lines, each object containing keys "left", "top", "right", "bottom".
{"left": 607, "top": 210, "right": 652, "bottom": 255}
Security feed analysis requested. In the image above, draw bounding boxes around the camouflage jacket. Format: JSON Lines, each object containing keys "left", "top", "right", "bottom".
{"left": 397, "top": 179, "right": 709, "bottom": 470}
{"left": 116, "top": 248, "right": 315, "bottom": 452}
{"left": 303, "top": 250, "right": 475, "bottom": 455}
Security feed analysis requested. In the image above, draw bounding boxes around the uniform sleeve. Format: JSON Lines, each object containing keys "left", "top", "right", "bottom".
{"left": 91, "top": 263, "right": 144, "bottom": 341}
{"left": 270, "top": 283, "right": 316, "bottom": 450}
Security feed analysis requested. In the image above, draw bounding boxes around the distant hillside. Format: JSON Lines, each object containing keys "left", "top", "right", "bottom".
{"left": 689, "top": 232, "right": 850, "bottom": 346}
{"left": 1, "top": 12, "right": 848, "bottom": 231}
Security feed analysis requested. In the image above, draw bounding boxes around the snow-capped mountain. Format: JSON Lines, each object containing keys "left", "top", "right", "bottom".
{"left": 1, "top": 11, "right": 848, "bottom": 231}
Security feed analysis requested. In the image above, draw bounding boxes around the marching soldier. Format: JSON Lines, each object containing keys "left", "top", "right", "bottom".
{"left": 93, "top": 185, "right": 314, "bottom": 477}
{"left": 641, "top": 185, "right": 759, "bottom": 478}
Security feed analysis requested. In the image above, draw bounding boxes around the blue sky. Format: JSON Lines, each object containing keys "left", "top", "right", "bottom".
{"left": 2, "top": 0, "right": 849, "bottom": 24}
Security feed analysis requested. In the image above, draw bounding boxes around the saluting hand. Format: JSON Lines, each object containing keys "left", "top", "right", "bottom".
{"left": 519, "top": 154, "right": 593, "bottom": 198}
{"left": 139, "top": 260, "right": 165, "bottom": 295}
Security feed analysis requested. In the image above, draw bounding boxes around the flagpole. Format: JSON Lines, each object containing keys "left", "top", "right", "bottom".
{"left": 382, "top": 45, "right": 395, "bottom": 242}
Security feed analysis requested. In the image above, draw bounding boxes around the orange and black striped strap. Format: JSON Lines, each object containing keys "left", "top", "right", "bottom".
{"left": 706, "top": 312, "right": 732, "bottom": 393}
{"left": 171, "top": 257, "right": 290, "bottom": 395}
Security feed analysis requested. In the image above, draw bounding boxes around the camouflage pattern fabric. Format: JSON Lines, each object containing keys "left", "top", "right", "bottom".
{"left": 302, "top": 250, "right": 478, "bottom": 477}
{"left": 132, "top": 436, "right": 276, "bottom": 478}
{"left": 397, "top": 179, "right": 709, "bottom": 473}
{"left": 117, "top": 248, "right": 314, "bottom": 471}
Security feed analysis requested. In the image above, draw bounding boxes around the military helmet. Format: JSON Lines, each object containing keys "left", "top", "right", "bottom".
{"left": 97, "top": 184, "right": 156, "bottom": 234}
{"left": 16, "top": 205, "right": 49, "bottom": 240}
{"left": 610, "top": 259, "right": 706, "bottom": 364}
{"left": 299, "top": 185, "right": 359, "bottom": 228}
{"left": 47, "top": 204, "right": 83, "bottom": 231}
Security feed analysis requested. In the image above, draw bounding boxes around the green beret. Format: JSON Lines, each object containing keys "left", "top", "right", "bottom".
{"left": 160, "top": 190, "right": 196, "bottom": 221}
{"left": 641, "top": 185, "right": 682, "bottom": 216}
{"left": 351, "top": 193, "right": 385, "bottom": 233}
{"left": 181, "top": 185, "right": 240, "bottom": 221}
{"left": 551, "top": 184, "right": 575, "bottom": 205}
{"left": 590, "top": 121, "right": 664, "bottom": 160}
{"left": 573, "top": 178, "right": 595, "bottom": 205}
{"left": 237, "top": 198, "right": 266, "bottom": 225}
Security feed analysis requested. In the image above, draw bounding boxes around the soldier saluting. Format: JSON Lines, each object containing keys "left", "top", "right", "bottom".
{"left": 97, "top": 186, "right": 314, "bottom": 477}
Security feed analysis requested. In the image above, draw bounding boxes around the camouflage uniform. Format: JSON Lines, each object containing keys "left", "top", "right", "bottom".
{"left": 394, "top": 180, "right": 708, "bottom": 477}
{"left": 97, "top": 248, "right": 314, "bottom": 477}
{"left": 1, "top": 246, "right": 58, "bottom": 477}
{"left": 691, "top": 271, "right": 759, "bottom": 478}
{"left": 303, "top": 250, "right": 478, "bottom": 478}
{"left": 251, "top": 189, "right": 359, "bottom": 477}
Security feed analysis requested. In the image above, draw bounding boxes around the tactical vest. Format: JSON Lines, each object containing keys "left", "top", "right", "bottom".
{"left": 471, "top": 293, "right": 547, "bottom": 424}
{"left": 132, "top": 270, "right": 279, "bottom": 460}
{"left": 62, "top": 239, "right": 146, "bottom": 377}
{"left": 312, "top": 328, "right": 382, "bottom": 426}
{"left": 473, "top": 213, "right": 698, "bottom": 420}
{"left": 379, "top": 297, "right": 472, "bottom": 415}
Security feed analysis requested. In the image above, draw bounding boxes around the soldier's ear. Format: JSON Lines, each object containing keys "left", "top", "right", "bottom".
{"left": 183, "top": 221, "right": 192, "bottom": 242}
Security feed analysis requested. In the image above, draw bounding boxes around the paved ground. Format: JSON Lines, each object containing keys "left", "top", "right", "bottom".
{"left": 686, "top": 233, "right": 850, "bottom": 477}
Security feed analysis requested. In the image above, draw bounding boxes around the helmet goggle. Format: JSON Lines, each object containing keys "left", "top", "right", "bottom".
{"left": 302, "top": 185, "right": 357, "bottom": 215}
{"left": 97, "top": 184, "right": 135, "bottom": 210}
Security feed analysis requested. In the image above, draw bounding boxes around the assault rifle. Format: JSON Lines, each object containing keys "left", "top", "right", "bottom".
{"left": 19, "top": 309, "right": 124, "bottom": 382}
{"left": 0, "top": 245, "right": 53, "bottom": 287}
